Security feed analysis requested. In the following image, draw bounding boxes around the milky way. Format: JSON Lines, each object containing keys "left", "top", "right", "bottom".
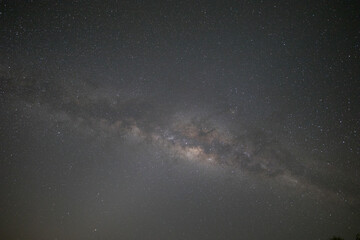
{"left": 3, "top": 71, "right": 358, "bottom": 207}
{"left": 1, "top": 2, "right": 359, "bottom": 238}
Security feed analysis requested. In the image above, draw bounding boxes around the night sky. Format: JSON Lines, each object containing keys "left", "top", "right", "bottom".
{"left": 1, "top": 1, "right": 360, "bottom": 239}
